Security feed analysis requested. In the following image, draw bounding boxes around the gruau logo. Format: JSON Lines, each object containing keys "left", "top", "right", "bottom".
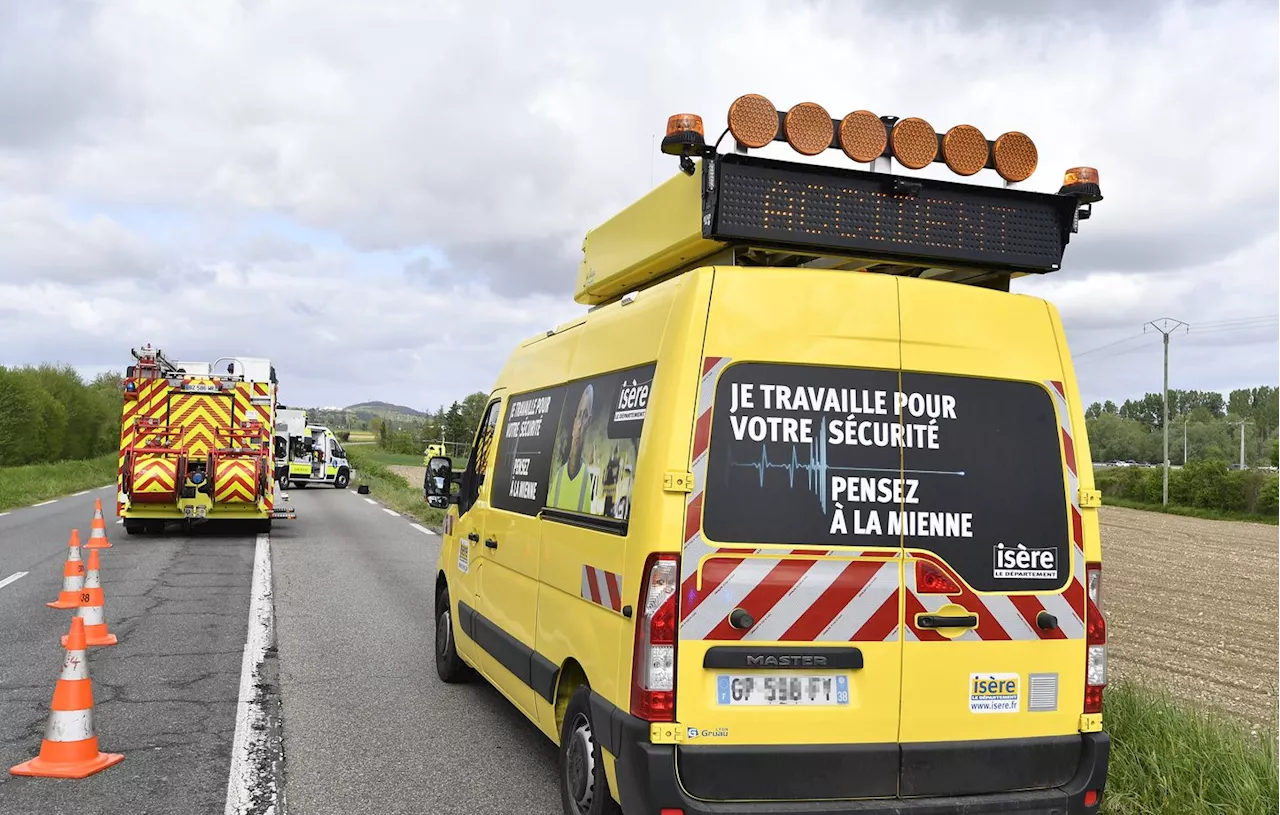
{"left": 993, "top": 542, "right": 1056, "bottom": 580}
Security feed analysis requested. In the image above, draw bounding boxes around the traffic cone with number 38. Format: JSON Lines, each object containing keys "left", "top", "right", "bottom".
{"left": 62, "top": 549, "right": 117, "bottom": 647}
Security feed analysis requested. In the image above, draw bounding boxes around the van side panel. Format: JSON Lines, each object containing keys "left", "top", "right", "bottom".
{"left": 530, "top": 273, "right": 706, "bottom": 749}
{"left": 896, "top": 279, "right": 1086, "bottom": 750}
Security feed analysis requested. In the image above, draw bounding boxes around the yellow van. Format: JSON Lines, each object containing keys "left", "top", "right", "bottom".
{"left": 427, "top": 96, "right": 1110, "bottom": 815}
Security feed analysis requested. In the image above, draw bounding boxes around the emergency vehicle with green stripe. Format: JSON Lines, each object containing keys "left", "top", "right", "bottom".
{"left": 117, "top": 345, "right": 292, "bottom": 533}
{"left": 427, "top": 94, "right": 1110, "bottom": 815}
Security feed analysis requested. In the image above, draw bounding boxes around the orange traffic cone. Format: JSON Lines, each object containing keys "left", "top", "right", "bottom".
{"left": 10, "top": 617, "right": 124, "bottom": 778}
{"left": 46, "top": 530, "right": 86, "bottom": 609}
{"left": 84, "top": 498, "right": 112, "bottom": 550}
{"left": 62, "top": 549, "right": 116, "bottom": 647}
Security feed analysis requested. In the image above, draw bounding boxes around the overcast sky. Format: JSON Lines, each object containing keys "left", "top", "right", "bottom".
{"left": 1, "top": 0, "right": 1276, "bottom": 412}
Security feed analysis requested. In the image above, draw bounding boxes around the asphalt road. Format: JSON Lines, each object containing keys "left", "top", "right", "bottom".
{"left": 0, "top": 484, "right": 562, "bottom": 815}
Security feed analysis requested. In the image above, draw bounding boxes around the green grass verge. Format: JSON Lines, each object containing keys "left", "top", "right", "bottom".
{"left": 0, "top": 454, "right": 117, "bottom": 512}
{"left": 1103, "top": 496, "right": 1279, "bottom": 525}
{"left": 1103, "top": 680, "right": 1277, "bottom": 814}
{"left": 346, "top": 447, "right": 447, "bottom": 529}
{"left": 353, "top": 448, "right": 431, "bottom": 467}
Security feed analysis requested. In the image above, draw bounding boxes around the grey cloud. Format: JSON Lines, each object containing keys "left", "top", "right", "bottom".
{"left": 0, "top": 0, "right": 120, "bottom": 149}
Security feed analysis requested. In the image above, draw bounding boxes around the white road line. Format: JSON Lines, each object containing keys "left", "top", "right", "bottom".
{"left": 382, "top": 508, "right": 399, "bottom": 517}
{"left": 409, "top": 523, "right": 433, "bottom": 535}
{"left": 364, "top": 498, "right": 378, "bottom": 505}
{"left": 224, "top": 533, "right": 278, "bottom": 815}
{"left": 0, "top": 512, "right": 10, "bottom": 518}
{"left": 32, "top": 500, "right": 57, "bottom": 507}
{"left": 73, "top": 490, "right": 91, "bottom": 497}
{"left": 0, "top": 572, "right": 29, "bottom": 590}
{"left": 116, "top": 518, "right": 123, "bottom": 525}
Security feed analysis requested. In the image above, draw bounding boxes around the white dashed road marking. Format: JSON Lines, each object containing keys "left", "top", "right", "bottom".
{"left": 409, "top": 523, "right": 433, "bottom": 535}
{"left": 364, "top": 498, "right": 378, "bottom": 505}
{"left": 73, "top": 490, "right": 91, "bottom": 497}
{"left": 0, "top": 512, "right": 10, "bottom": 518}
{"left": 381, "top": 508, "right": 399, "bottom": 517}
{"left": 0, "top": 572, "right": 29, "bottom": 590}
{"left": 32, "top": 500, "right": 57, "bottom": 507}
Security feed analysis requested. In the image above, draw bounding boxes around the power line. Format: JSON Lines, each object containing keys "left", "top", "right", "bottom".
{"left": 1192, "top": 314, "right": 1278, "bottom": 329}
{"left": 1073, "top": 333, "right": 1152, "bottom": 358}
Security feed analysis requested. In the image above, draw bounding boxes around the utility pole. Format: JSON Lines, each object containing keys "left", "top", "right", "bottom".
{"left": 1143, "top": 318, "right": 1189, "bottom": 505}
{"left": 1231, "top": 419, "right": 1252, "bottom": 469}
{"left": 1183, "top": 417, "right": 1188, "bottom": 466}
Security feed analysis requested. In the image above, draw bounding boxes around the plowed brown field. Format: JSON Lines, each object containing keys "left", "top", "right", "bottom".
{"left": 1100, "top": 506, "right": 1277, "bottom": 726}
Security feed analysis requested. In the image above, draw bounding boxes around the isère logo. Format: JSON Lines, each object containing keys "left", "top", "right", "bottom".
{"left": 993, "top": 542, "right": 1056, "bottom": 580}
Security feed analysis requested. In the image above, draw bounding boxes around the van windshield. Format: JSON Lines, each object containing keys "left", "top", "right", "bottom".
{"left": 702, "top": 363, "right": 1070, "bottom": 592}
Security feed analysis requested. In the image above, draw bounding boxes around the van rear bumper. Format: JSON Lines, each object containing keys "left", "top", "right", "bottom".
{"left": 603, "top": 702, "right": 1109, "bottom": 815}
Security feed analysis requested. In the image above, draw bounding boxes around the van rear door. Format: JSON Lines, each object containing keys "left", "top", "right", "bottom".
{"left": 895, "top": 279, "right": 1088, "bottom": 797}
{"left": 674, "top": 269, "right": 905, "bottom": 802}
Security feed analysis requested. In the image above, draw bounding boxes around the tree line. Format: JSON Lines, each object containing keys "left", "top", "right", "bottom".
{"left": 374, "top": 392, "right": 490, "bottom": 457}
{"left": 0, "top": 365, "right": 123, "bottom": 466}
{"left": 1085, "top": 386, "right": 1278, "bottom": 467}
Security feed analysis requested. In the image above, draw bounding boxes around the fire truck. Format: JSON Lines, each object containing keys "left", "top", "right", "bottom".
{"left": 117, "top": 345, "right": 294, "bottom": 534}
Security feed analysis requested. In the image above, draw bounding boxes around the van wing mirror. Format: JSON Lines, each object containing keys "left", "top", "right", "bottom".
{"left": 424, "top": 455, "right": 457, "bottom": 509}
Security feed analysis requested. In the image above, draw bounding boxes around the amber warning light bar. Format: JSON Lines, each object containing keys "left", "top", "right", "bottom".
{"left": 658, "top": 94, "right": 1103, "bottom": 276}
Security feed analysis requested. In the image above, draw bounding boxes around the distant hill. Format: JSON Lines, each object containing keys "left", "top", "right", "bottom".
{"left": 344, "top": 401, "right": 427, "bottom": 420}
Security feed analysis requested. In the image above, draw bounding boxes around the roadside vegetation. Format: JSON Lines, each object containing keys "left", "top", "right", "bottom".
{"left": 0, "top": 453, "right": 117, "bottom": 512}
{"left": 1096, "top": 459, "right": 1278, "bottom": 522}
{"left": 1102, "top": 680, "right": 1277, "bottom": 814}
{"left": 346, "top": 446, "right": 446, "bottom": 528}
{"left": 0, "top": 364, "right": 123, "bottom": 465}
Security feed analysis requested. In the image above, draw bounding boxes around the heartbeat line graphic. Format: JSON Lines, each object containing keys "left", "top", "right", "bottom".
{"left": 728, "top": 417, "right": 965, "bottom": 513}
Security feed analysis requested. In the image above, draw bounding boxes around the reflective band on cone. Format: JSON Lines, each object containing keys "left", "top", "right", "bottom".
{"left": 47, "top": 530, "right": 86, "bottom": 609}
{"left": 84, "top": 498, "right": 113, "bottom": 550}
{"left": 62, "top": 549, "right": 117, "bottom": 647}
{"left": 10, "top": 617, "right": 124, "bottom": 778}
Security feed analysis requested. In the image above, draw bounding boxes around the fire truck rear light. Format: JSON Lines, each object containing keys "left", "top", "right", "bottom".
{"left": 890, "top": 117, "right": 938, "bottom": 169}
{"left": 728, "top": 93, "right": 778, "bottom": 149}
{"left": 784, "top": 102, "right": 834, "bottom": 156}
{"left": 1083, "top": 789, "right": 1099, "bottom": 807}
{"left": 993, "top": 131, "right": 1038, "bottom": 182}
{"left": 915, "top": 560, "right": 961, "bottom": 594}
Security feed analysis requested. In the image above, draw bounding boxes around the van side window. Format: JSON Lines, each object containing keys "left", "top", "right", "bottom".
{"left": 489, "top": 363, "right": 655, "bottom": 527}
{"left": 459, "top": 399, "right": 502, "bottom": 515}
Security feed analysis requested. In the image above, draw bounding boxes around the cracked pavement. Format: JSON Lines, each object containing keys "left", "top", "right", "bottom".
{"left": 1, "top": 484, "right": 562, "bottom": 815}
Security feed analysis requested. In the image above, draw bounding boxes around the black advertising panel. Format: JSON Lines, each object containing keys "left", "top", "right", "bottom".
{"left": 702, "top": 364, "right": 1069, "bottom": 592}
{"left": 491, "top": 363, "right": 656, "bottom": 522}
{"left": 702, "top": 363, "right": 902, "bottom": 550}
{"left": 489, "top": 385, "right": 568, "bottom": 517}
{"left": 704, "top": 154, "right": 1076, "bottom": 273}
{"left": 899, "top": 372, "right": 1068, "bottom": 592}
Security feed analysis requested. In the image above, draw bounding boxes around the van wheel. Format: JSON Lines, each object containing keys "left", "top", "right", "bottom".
{"left": 435, "top": 585, "right": 472, "bottom": 683}
{"left": 560, "top": 686, "right": 623, "bottom": 815}
{"left": 334, "top": 469, "right": 350, "bottom": 489}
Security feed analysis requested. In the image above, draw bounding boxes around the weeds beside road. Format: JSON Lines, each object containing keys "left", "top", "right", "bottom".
{"left": 0, "top": 453, "right": 116, "bottom": 512}
{"left": 345, "top": 446, "right": 446, "bottom": 528}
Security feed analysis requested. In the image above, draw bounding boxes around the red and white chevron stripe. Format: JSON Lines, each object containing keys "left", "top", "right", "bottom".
{"left": 581, "top": 565, "right": 623, "bottom": 612}
{"left": 678, "top": 362, "right": 1087, "bottom": 644}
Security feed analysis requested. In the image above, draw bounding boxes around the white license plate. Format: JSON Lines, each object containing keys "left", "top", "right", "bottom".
{"left": 717, "top": 674, "right": 849, "bottom": 706}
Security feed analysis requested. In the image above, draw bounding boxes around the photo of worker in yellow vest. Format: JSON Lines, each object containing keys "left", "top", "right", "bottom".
{"left": 549, "top": 384, "right": 596, "bottom": 513}
{"left": 544, "top": 364, "right": 654, "bottom": 521}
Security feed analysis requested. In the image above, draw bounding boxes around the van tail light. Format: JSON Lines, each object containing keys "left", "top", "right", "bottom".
{"left": 915, "top": 560, "right": 961, "bottom": 594}
{"left": 1084, "top": 561, "right": 1106, "bottom": 714}
{"left": 631, "top": 553, "right": 679, "bottom": 722}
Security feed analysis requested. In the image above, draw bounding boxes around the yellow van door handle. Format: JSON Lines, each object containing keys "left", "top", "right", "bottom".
{"left": 467, "top": 532, "right": 480, "bottom": 542}
{"left": 484, "top": 538, "right": 499, "bottom": 550}
{"left": 917, "top": 614, "right": 978, "bottom": 629}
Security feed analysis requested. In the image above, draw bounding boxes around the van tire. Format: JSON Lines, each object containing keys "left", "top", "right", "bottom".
{"left": 434, "top": 585, "right": 472, "bottom": 684}
{"left": 559, "top": 685, "right": 623, "bottom": 815}
{"left": 334, "top": 469, "right": 350, "bottom": 489}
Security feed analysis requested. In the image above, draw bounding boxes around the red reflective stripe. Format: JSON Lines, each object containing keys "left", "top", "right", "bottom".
{"left": 684, "top": 494, "right": 703, "bottom": 542}
{"left": 854, "top": 588, "right": 903, "bottom": 641}
{"left": 702, "top": 357, "right": 723, "bottom": 377}
{"left": 585, "top": 569, "right": 602, "bottom": 605}
{"left": 1071, "top": 506, "right": 1084, "bottom": 547}
{"left": 603, "top": 570, "right": 622, "bottom": 611}
{"left": 1062, "top": 430, "right": 1077, "bottom": 476}
{"left": 779, "top": 559, "right": 884, "bottom": 641}
{"left": 692, "top": 409, "right": 713, "bottom": 460}
{"left": 1007, "top": 594, "right": 1066, "bottom": 640}
{"left": 1050, "top": 380, "right": 1065, "bottom": 399}
{"left": 703, "top": 558, "right": 818, "bottom": 641}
